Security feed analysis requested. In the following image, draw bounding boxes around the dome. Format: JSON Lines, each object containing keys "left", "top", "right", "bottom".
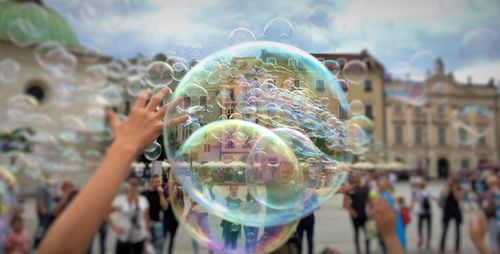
{"left": 0, "top": 0, "right": 78, "bottom": 47}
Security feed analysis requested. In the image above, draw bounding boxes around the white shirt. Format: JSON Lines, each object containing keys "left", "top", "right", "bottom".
{"left": 112, "top": 195, "right": 149, "bottom": 243}
{"left": 415, "top": 189, "right": 431, "bottom": 215}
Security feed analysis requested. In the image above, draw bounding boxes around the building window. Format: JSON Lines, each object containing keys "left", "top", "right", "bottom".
{"left": 365, "top": 105, "right": 373, "bottom": 119}
{"left": 294, "top": 79, "right": 300, "bottom": 88}
{"left": 460, "top": 159, "right": 469, "bottom": 171}
{"left": 315, "top": 80, "right": 325, "bottom": 92}
{"left": 438, "top": 126, "right": 446, "bottom": 145}
{"left": 243, "top": 140, "right": 252, "bottom": 148}
{"left": 203, "top": 144, "right": 210, "bottom": 152}
{"left": 414, "top": 106, "right": 422, "bottom": 115}
{"left": 478, "top": 129, "right": 487, "bottom": 146}
{"left": 394, "top": 105, "right": 402, "bottom": 114}
{"left": 267, "top": 58, "right": 277, "bottom": 65}
{"left": 226, "top": 139, "right": 235, "bottom": 148}
{"left": 437, "top": 105, "right": 445, "bottom": 116}
{"left": 227, "top": 108, "right": 234, "bottom": 118}
{"left": 288, "top": 58, "right": 297, "bottom": 67}
{"left": 364, "top": 80, "right": 373, "bottom": 92}
{"left": 458, "top": 127, "right": 468, "bottom": 145}
{"left": 395, "top": 125, "right": 403, "bottom": 145}
{"left": 200, "top": 96, "right": 208, "bottom": 109}
{"left": 415, "top": 125, "right": 423, "bottom": 145}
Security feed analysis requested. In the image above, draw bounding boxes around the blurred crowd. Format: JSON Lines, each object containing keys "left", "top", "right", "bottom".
{"left": 1, "top": 166, "right": 500, "bottom": 254}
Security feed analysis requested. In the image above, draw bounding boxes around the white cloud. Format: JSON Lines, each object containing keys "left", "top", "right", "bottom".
{"left": 454, "top": 60, "right": 500, "bottom": 84}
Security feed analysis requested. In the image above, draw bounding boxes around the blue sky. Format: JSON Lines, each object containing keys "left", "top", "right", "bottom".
{"left": 45, "top": 0, "right": 500, "bottom": 84}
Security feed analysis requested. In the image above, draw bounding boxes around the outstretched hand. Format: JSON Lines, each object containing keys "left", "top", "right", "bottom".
{"left": 468, "top": 211, "right": 493, "bottom": 254}
{"left": 371, "top": 198, "right": 397, "bottom": 239}
{"left": 106, "top": 88, "right": 188, "bottom": 155}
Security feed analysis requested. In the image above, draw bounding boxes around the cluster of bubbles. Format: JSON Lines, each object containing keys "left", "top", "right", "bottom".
{"left": 453, "top": 104, "right": 492, "bottom": 146}
{"left": 162, "top": 41, "right": 373, "bottom": 253}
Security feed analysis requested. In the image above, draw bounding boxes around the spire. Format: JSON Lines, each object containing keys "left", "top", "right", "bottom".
{"left": 434, "top": 57, "right": 444, "bottom": 75}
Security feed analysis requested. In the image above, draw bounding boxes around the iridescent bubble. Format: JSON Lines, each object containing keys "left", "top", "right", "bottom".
{"left": 168, "top": 176, "right": 298, "bottom": 254}
{"left": 126, "top": 75, "right": 146, "bottom": 97}
{"left": 144, "top": 141, "right": 162, "bottom": 161}
{"left": 323, "top": 59, "right": 340, "bottom": 75}
{"left": 343, "top": 60, "right": 367, "bottom": 85}
{"left": 146, "top": 61, "right": 174, "bottom": 88}
{"left": 349, "top": 100, "right": 364, "bottom": 116}
{"left": 228, "top": 27, "right": 256, "bottom": 46}
{"left": 263, "top": 17, "right": 295, "bottom": 42}
{"left": 459, "top": 28, "right": 500, "bottom": 61}
{"left": 172, "top": 62, "right": 189, "bottom": 82}
{"left": 84, "top": 64, "right": 108, "bottom": 88}
{"left": 6, "top": 3, "right": 48, "bottom": 47}
{"left": 35, "top": 42, "right": 77, "bottom": 79}
{"left": 0, "top": 58, "right": 21, "bottom": 84}
{"left": 454, "top": 104, "right": 492, "bottom": 146}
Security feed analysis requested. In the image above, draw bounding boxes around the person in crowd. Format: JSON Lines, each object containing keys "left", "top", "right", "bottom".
{"left": 297, "top": 211, "right": 315, "bottom": 254}
{"left": 388, "top": 172, "right": 398, "bottom": 192}
{"left": 220, "top": 184, "right": 242, "bottom": 250}
{"left": 164, "top": 177, "right": 181, "bottom": 254}
{"left": 33, "top": 171, "right": 56, "bottom": 248}
{"left": 4, "top": 215, "right": 30, "bottom": 254}
{"left": 187, "top": 199, "right": 213, "bottom": 254}
{"left": 439, "top": 174, "right": 464, "bottom": 254}
{"left": 243, "top": 188, "right": 260, "bottom": 253}
{"left": 51, "top": 180, "right": 78, "bottom": 218}
{"left": 86, "top": 222, "right": 108, "bottom": 254}
{"left": 108, "top": 176, "right": 151, "bottom": 254}
{"left": 378, "top": 177, "right": 407, "bottom": 251}
{"left": 397, "top": 197, "right": 411, "bottom": 230}
{"left": 343, "top": 174, "right": 370, "bottom": 254}
{"left": 480, "top": 174, "right": 499, "bottom": 253}
{"left": 411, "top": 180, "right": 433, "bottom": 249}
{"left": 142, "top": 174, "right": 168, "bottom": 253}
{"left": 409, "top": 171, "right": 422, "bottom": 198}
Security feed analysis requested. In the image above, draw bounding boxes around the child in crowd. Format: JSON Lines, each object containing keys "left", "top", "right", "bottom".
{"left": 4, "top": 215, "right": 30, "bottom": 254}
{"left": 397, "top": 197, "right": 411, "bottom": 229}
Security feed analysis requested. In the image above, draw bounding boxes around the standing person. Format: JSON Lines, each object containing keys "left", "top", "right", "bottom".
{"left": 33, "top": 172, "right": 56, "bottom": 248}
{"left": 378, "top": 178, "right": 407, "bottom": 251}
{"left": 4, "top": 215, "right": 30, "bottom": 254}
{"left": 412, "top": 180, "right": 433, "bottom": 249}
{"left": 480, "top": 175, "right": 499, "bottom": 253}
{"left": 343, "top": 174, "right": 371, "bottom": 254}
{"left": 187, "top": 199, "right": 213, "bottom": 254}
{"left": 243, "top": 188, "right": 260, "bottom": 253}
{"left": 108, "top": 176, "right": 151, "bottom": 254}
{"left": 296, "top": 212, "right": 315, "bottom": 254}
{"left": 142, "top": 174, "right": 168, "bottom": 253}
{"left": 163, "top": 178, "right": 181, "bottom": 254}
{"left": 397, "top": 197, "right": 411, "bottom": 230}
{"left": 409, "top": 171, "right": 422, "bottom": 198}
{"left": 439, "top": 175, "right": 464, "bottom": 254}
{"left": 220, "top": 184, "right": 242, "bottom": 250}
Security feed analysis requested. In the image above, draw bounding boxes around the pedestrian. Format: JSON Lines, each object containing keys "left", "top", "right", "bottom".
{"left": 480, "top": 174, "right": 499, "bottom": 253}
{"left": 220, "top": 184, "right": 242, "bottom": 250}
{"left": 4, "top": 215, "right": 30, "bottom": 254}
{"left": 187, "top": 199, "right": 213, "bottom": 254}
{"left": 108, "top": 176, "right": 151, "bottom": 254}
{"left": 378, "top": 177, "right": 407, "bottom": 250}
{"left": 142, "top": 174, "right": 168, "bottom": 253}
{"left": 343, "top": 174, "right": 370, "bottom": 254}
{"left": 397, "top": 197, "right": 411, "bottom": 229}
{"left": 243, "top": 188, "right": 260, "bottom": 253}
{"left": 412, "top": 180, "right": 432, "bottom": 249}
{"left": 33, "top": 172, "right": 56, "bottom": 248}
{"left": 163, "top": 177, "right": 181, "bottom": 254}
{"left": 409, "top": 171, "right": 422, "bottom": 198}
{"left": 439, "top": 174, "right": 464, "bottom": 254}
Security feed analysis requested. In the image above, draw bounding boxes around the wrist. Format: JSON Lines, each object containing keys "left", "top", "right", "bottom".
{"left": 111, "top": 139, "right": 140, "bottom": 157}
{"left": 382, "top": 232, "right": 398, "bottom": 242}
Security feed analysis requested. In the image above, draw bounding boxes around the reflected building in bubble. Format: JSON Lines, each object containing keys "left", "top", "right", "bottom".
{"left": 385, "top": 58, "right": 498, "bottom": 178}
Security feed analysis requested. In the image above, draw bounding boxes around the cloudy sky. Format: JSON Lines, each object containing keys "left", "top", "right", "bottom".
{"left": 45, "top": 0, "right": 500, "bottom": 84}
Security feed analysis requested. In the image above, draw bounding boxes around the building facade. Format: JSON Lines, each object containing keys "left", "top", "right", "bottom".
{"left": 385, "top": 58, "right": 498, "bottom": 178}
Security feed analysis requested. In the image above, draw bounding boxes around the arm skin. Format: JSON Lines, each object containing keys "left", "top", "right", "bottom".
{"left": 469, "top": 211, "right": 494, "bottom": 254}
{"left": 343, "top": 194, "right": 357, "bottom": 218}
{"left": 371, "top": 199, "right": 405, "bottom": 254}
{"left": 158, "top": 187, "right": 168, "bottom": 210}
{"left": 38, "top": 88, "right": 187, "bottom": 254}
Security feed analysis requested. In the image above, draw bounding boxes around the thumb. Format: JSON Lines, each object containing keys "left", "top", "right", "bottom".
{"left": 107, "top": 110, "right": 120, "bottom": 131}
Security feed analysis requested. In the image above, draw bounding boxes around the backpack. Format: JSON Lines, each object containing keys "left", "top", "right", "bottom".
{"left": 422, "top": 195, "right": 431, "bottom": 213}
{"left": 401, "top": 207, "right": 411, "bottom": 225}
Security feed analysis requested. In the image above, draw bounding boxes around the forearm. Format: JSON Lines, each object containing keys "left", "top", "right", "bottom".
{"left": 473, "top": 239, "right": 493, "bottom": 254}
{"left": 383, "top": 234, "right": 405, "bottom": 254}
{"left": 160, "top": 195, "right": 168, "bottom": 210}
{"left": 38, "top": 140, "right": 137, "bottom": 254}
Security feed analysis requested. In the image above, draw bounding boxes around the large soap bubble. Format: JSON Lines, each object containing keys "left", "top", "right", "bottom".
{"left": 168, "top": 175, "right": 298, "bottom": 254}
{"left": 164, "top": 41, "right": 350, "bottom": 226}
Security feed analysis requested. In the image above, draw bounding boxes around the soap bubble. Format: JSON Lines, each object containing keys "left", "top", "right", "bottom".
{"left": 343, "top": 60, "right": 367, "bottom": 85}
{"left": 263, "top": 17, "right": 295, "bottom": 42}
{"left": 144, "top": 141, "right": 162, "bottom": 161}
{"left": 349, "top": 100, "right": 364, "bottom": 116}
{"left": 0, "top": 58, "right": 21, "bottom": 84}
{"left": 453, "top": 104, "right": 492, "bottom": 146}
{"left": 228, "top": 27, "right": 256, "bottom": 46}
{"left": 35, "top": 42, "right": 77, "bottom": 79}
{"left": 168, "top": 176, "right": 298, "bottom": 254}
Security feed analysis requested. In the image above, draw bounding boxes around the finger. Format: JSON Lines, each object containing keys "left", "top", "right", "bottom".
{"left": 147, "top": 87, "right": 171, "bottom": 111}
{"left": 165, "top": 96, "right": 185, "bottom": 112}
{"left": 166, "top": 115, "right": 189, "bottom": 127}
{"left": 133, "top": 89, "right": 151, "bottom": 110}
{"left": 155, "top": 105, "right": 168, "bottom": 119}
{"left": 106, "top": 110, "right": 120, "bottom": 131}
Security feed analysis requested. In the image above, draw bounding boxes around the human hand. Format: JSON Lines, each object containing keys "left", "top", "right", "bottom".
{"left": 107, "top": 88, "right": 188, "bottom": 155}
{"left": 113, "top": 226, "right": 125, "bottom": 235}
{"left": 156, "top": 186, "right": 164, "bottom": 193}
{"left": 371, "top": 198, "right": 397, "bottom": 240}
